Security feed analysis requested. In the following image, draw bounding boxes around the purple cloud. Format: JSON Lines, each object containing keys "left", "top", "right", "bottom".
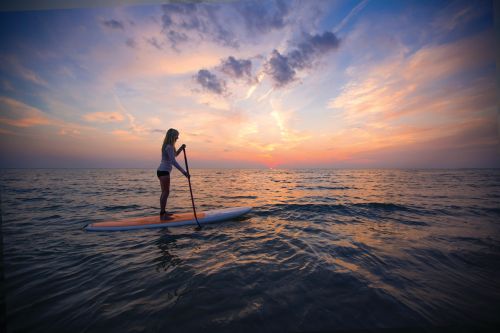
{"left": 160, "top": 3, "right": 238, "bottom": 50}
{"left": 264, "top": 50, "right": 296, "bottom": 87}
{"left": 265, "top": 31, "right": 341, "bottom": 87}
{"left": 146, "top": 37, "right": 164, "bottom": 50}
{"left": 220, "top": 56, "right": 253, "bottom": 81}
{"left": 102, "top": 19, "right": 125, "bottom": 30}
{"left": 125, "top": 38, "right": 137, "bottom": 48}
{"left": 195, "top": 69, "right": 227, "bottom": 95}
{"left": 235, "top": 0, "right": 290, "bottom": 34}
{"left": 157, "top": 1, "right": 292, "bottom": 51}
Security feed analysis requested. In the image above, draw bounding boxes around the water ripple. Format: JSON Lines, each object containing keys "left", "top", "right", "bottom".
{"left": 2, "top": 168, "right": 500, "bottom": 332}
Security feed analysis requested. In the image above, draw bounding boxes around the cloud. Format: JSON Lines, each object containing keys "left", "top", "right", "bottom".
{"left": 151, "top": 129, "right": 165, "bottom": 134}
{"left": 0, "top": 96, "right": 50, "bottom": 127}
{"left": 269, "top": 105, "right": 311, "bottom": 146}
{"left": 110, "top": 93, "right": 151, "bottom": 137}
{"left": 164, "top": 30, "right": 188, "bottom": 50}
{"left": 235, "top": 0, "right": 290, "bottom": 34}
{"left": 432, "top": 0, "right": 490, "bottom": 34}
{"left": 192, "top": 55, "right": 257, "bottom": 96}
{"left": 192, "top": 31, "right": 340, "bottom": 94}
{"left": 59, "top": 128, "right": 81, "bottom": 136}
{"left": 219, "top": 56, "right": 254, "bottom": 81}
{"left": 111, "top": 129, "right": 142, "bottom": 141}
{"left": 1, "top": 79, "right": 15, "bottom": 91}
{"left": 329, "top": 32, "right": 494, "bottom": 123}
{"left": 0, "top": 55, "right": 48, "bottom": 87}
{"left": 83, "top": 111, "right": 125, "bottom": 123}
{"left": 194, "top": 69, "right": 227, "bottom": 95}
{"left": 101, "top": 41, "right": 225, "bottom": 84}
{"left": 124, "top": 112, "right": 148, "bottom": 134}
{"left": 337, "top": 117, "right": 500, "bottom": 168}
{"left": 157, "top": 0, "right": 291, "bottom": 51}
{"left": 325, "top": 32, "right": 496, "bottom": 164}
{"left": 0, "top": 96, "right": 101, "bottom": 141}
{"left": 125, "top": 38, "right": 137, "bottom": 48}
{"left": 146, "top": 36, "right": 164, "bottom": 50}
{"left": 333, "top": 0, "right": 369, "bottom": 33}
{"left": 265, "top": 31, "right": 341, "bottom": 87}
{"left": 160, "top": 2, "right": 238, "bottom": 49}
{"left": 288, "top": 31, "right": 341, "bottom": 69}
{"left": 264, "top": 50, "right": 296, "bottom": 87}
{"left": 102, "top": 19, "right": 125, "bottom": 30}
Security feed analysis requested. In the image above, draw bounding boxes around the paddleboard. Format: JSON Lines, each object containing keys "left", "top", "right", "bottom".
{"left": 84, "top": 206, "right": 252, "bottom": 231}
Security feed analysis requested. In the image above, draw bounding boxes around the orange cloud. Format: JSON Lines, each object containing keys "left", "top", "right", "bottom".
{"left": 0, "top": 96, "right": 101, "bottom": 141}
{"left": 0, "top": 97, "right": 50, "bottom": 127}
{"left": 330, "top": 32, "right": 494, "bottom": 122}
{"left": 111, "top": 129, "right": 143, "bottom": 141}
{"left": 325, "top": 31, "right": 496, "bottom": 164}
{"left": 83, "top": 111, "right": 124, "bottom": 123}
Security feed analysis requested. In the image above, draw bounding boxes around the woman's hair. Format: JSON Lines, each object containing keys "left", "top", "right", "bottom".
{"left": 162, "top": 128, "right": 179, "bottom": 151}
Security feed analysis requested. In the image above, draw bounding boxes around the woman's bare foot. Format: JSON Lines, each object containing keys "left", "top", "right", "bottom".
{"left": 160, "top": 211, "right": 174, "bottom": 220}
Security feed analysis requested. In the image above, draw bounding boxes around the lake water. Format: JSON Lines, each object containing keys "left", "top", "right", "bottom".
{"left": 1, "top": 169, "right": 500, "bottom": 332}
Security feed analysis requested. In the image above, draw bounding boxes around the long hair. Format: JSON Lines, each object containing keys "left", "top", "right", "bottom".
{"left": 162, "top": 128, "right": 179, "bottom": 152}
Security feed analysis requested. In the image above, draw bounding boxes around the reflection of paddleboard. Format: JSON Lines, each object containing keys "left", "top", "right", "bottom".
{"left": 84, "top": 206, "right": 252, "bottom": 231}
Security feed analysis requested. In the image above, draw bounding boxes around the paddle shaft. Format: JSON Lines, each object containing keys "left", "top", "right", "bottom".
{"left": 182, "top": 147, "right": 201, "bottom": 228}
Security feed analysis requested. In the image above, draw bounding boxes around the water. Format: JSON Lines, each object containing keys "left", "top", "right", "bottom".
{"left": 1, "top": 169, "right": 500, "bottom": 332}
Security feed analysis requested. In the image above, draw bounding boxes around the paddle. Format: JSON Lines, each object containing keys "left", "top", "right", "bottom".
{"left": 182, "top": 146, "right": 202, "bottom": 230}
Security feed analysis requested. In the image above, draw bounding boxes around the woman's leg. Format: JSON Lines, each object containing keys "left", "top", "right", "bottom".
{"left": 159, "top": 175, "right": 170, "bottom": 217}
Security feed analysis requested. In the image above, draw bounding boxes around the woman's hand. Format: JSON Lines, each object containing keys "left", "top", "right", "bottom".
{"left": 184, "top": 171, "right": 190, "bottom": 179}
{"left": 176, "top": 144, "right": 186, "bottom": 156}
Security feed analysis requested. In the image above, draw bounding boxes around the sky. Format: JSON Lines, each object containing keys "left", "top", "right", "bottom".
{"left": 0, "top": 0, "right": 498, "bottom": 169}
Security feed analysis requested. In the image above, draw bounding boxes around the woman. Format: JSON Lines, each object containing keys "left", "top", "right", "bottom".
{"left": 157, "top": 128, "right": 190, "bottom": 219}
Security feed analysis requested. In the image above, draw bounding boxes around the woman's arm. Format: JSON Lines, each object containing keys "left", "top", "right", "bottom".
{"left": 168, "top": 145, "right": 187, "bottom": 175}
{"left": 175, "top": 144, "right": 186, "bottom": 156}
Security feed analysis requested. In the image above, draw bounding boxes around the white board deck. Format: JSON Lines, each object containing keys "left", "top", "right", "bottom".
{"left": 84, "top": 206, "right": 252, "bottom": 231}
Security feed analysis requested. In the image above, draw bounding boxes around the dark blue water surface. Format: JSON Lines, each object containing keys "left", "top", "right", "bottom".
{"left": 1, "top": 169, "right": 500, "bottom": 332}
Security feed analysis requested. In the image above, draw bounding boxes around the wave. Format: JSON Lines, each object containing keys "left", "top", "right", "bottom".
{"left": 396, "top": 219, "right": 429, "bottom": 226}
{"left": 258, "top": 203, "right": 351, "bottom": 216}
{"left": 480, "top": 207, "right": 500, "bottom": 215}
{"left": 351, "top": 202, "right": 411, "bottom": 211}
{"left": 298, "top": 185, "right": 352, "bottom": 190}
{"left": 219, "top": 195, "right": 258, "bottom": 200}
{"left": 260, "top": 202, "right": 413, "bottom": 214}
{"left": 40, "top": 205, "right": 63, "bottom": 211}
{"left": 102, "top": 204, "right": 142, "bottom": 211}
{"left": 39, "top": 215, "right": 62, "bottom": 221}
{"left": 18, "top": 196, "right": 45, "bottom": 202}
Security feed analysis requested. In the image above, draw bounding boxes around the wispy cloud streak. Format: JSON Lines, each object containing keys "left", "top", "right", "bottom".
{"left": 333, "top": 0, "right": 369, "bottom": 33}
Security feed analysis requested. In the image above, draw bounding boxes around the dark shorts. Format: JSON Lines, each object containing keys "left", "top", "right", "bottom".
{"left": 157, "top": 170, "right": 170, "bottom": 177}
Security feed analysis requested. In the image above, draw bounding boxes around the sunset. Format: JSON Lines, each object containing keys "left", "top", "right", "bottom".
{"left": 0, "top": 0, "right": 497, "bottom": 168}
{"left": 2, "top": 1, "right": 500, "bottom": 333}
